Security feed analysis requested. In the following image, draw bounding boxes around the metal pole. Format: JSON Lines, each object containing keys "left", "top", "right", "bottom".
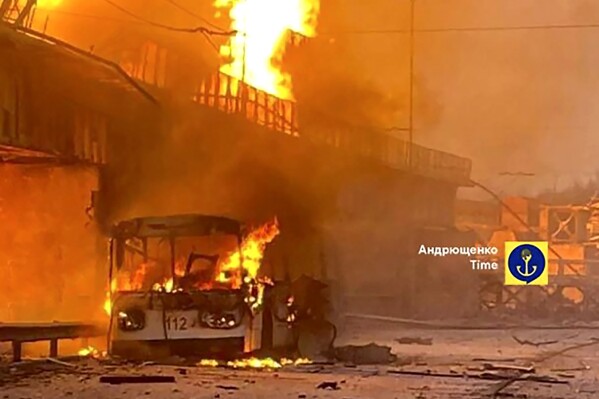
{"left": 240, "top": 1, "right": 248, "bottom": 114}
{"left": 408, "top": 0, "right": 415, "bottom": 167}
{"left": 242, "top": 15, "right": 247, "bottom": 84}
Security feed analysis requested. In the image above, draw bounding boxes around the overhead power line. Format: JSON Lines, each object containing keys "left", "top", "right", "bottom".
{"left": 32, "top": 6, "right": 599, "bottom": 37}
{"left": 162, "top": 0, "right": 225, "bottom": 32}
{"left": 321, "top": 21, "right": 599, "bottom": 35}
{"left": 103, "top": 0, "right": 235, "bottom": 36}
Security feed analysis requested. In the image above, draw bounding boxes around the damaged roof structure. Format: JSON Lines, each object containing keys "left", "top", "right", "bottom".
{"left": 0, "top": 23, "right": 157, "bottom": 164}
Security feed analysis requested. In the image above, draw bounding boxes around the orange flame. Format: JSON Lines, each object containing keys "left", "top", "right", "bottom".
{"left": 103, "top": 278, "right": 117, "bottom": 316}
{"left": 198, "top": 357, "right": 311, "bottom": 369}
{"left": 214, "top": 0, "right": 320, "bottom": 99}
{"left": 216, "top": 218, "right": 280, "bottom": 288}
{"left": 78, "top": 346, "right": 105, "bottom": 358}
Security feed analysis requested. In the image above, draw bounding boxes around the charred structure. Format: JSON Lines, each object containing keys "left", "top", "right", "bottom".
{"left": 0, "top": 0, "right": 474, "bottom": 356}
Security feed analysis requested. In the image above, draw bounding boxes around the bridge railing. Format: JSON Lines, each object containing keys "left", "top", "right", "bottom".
{"left": 194, "top": 73, "right": 299, "bottom": 136}
{"left": 194, "top": 72, "right": 472, "bottom": 184}
{"left": 303, "top": 121, "right": 472, "bottom": 184}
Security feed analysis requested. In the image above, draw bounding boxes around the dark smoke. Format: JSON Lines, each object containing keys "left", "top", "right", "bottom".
{"left": 285, "top": 37, "right": 400, "bottom": 130}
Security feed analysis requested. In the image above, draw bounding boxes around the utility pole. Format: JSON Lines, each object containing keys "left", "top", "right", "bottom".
{"left": 408, "top": 0, "right": 415, "bottom": 167}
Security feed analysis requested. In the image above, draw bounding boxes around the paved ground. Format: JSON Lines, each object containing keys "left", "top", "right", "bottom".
{"left": 2, "top": 318, "right": 599, "bottom": 398}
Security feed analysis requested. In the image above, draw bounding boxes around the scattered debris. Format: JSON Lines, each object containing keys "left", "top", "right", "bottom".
{"left": 495, "top": 393, "right": 528, "bottom": 398}
{"left": 99, "top": 375, "right": 176, "bottom": 385}
{"left": 535, "top": 338, "right": 599, "bottom": 362}
{"left": 316, "top": 381, "right": 340, "bottom": 390}
{"left": 511, "top": 335, "right": 558, "bottom": 347}
{"left": 550, "top": 364, "right": 591, "bottom": 372}
{"left": 45, "top": 358, "right": 76, "bottom": 368}
{"left": 387, "top": 369, "right": 568, "bottom": 384}
{"left": 395, "top": 337, "right": 433, "bottom": 346}
{"left": 473, "top": 357, "right": 517, "bottom": 363}
{"left": 482, "top": 363, "right": 535, "bottom": 373}
{"left": 556, "top": 373, "right": 575, "bottom": 379}
{"left": 334, "top": 343, "right": 396, "bottom": 365}
{"left": 140, "top": 361, "right": 156, "bottom": 367}
{"left": 215, "top": 385, "right": 239, "bottom": 391}
{"left": 407, "top": 385, "right": 431, "bottom": 391}
{"left": 466, "top": 365, "right": 484, "bottom": 371}
{"left": 488, "top": 378, "right": 519, "bottom": 398}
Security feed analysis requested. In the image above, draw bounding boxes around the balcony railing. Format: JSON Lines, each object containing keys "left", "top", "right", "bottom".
{"left": 194, "top": 73, "right": 299, "bottom": 136}
{"left": 194, "top": 72, "right": 472, "bottom": 185}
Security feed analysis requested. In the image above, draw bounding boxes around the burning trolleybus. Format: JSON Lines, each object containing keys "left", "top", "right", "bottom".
{"left": 106, "top": 214, "right": 283, "bottom": 358}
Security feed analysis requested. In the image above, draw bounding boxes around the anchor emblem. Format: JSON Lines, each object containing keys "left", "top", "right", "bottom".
{"left": 505, "top": 242, "right": 548, "bottom": 286}
{"left": 516, "top": 248, "right": 537, "bottom": 278}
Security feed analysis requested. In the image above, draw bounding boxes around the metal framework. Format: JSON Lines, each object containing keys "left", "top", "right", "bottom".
{"left": 477, "top": 203, "right": 599, "bottom": 319}
{"left": 194, "top": 72, "right": 472, "bottom": 186}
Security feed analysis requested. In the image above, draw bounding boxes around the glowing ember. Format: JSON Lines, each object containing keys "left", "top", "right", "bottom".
{"left": 103, "top": 278, "right": 117, "bottom": 316}
{"left": 197, "top": 357, "right": 312, "bottom": 369}
{"left": 227, "top": 357, "right": 282, "bottom": 369}
{"left": 152, "top": 277, "right": 175, "bottom": 292}
{"left": 77, "top": 346, "right": 104, "bottom": 358}
{"left": 198, "top": 359, "right": 219, "bottom": 367}
{"left": 281, "top": 358, "right": 312, "bottom": 366}
{"left": 214, "top": 0, "right": 320, "bottom": 99}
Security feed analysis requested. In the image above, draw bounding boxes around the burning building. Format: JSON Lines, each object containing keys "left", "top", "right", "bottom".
{"left": 1, "top": 0, "right": 474, "bottom": 336}
{"left": 456, "top": 195, "right": 599, "bottom": 319}
{"left": 0, "top": 20, "right": 157, "bottom": 324}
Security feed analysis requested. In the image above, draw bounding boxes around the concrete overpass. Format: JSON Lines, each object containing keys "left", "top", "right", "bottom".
{"left": 0, "top": 25, "right": 475, "bottom": 319}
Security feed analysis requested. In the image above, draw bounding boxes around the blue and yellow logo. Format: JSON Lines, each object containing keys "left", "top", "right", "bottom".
{"left": 505, "top": 241, "right": 548, "bottom": 286}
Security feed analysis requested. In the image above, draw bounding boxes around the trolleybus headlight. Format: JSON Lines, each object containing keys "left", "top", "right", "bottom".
{"left": 200, "top": 310, "right": 242, "bottom": 329}
{"left": 117, "top": 309, "right": 145, "bottom": 331}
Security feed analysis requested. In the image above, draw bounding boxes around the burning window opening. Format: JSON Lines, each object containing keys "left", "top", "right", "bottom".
{"left": 214, "top": 0, "right": 320, "bottom": 100}
{"left": 103, "top": 217, "right": 279, "bottom": 317}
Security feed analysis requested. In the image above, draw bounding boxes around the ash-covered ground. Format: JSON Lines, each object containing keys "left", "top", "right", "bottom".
{"left": 2, "top": 319, "right": 599, "bottom": 398}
